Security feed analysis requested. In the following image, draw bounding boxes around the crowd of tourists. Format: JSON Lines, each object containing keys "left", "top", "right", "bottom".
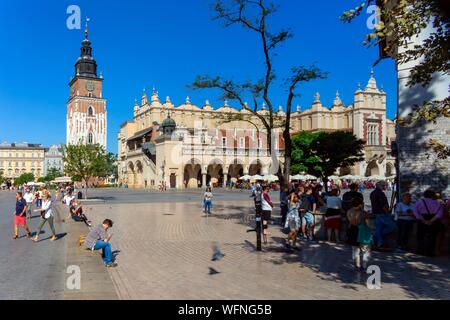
{"left": 248, "top": 180, "right": 449, "bottom": 271}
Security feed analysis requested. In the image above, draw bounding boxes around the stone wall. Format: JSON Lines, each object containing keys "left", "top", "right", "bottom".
{"left": 398, "top": 117, "right": 450, "bottom": 199}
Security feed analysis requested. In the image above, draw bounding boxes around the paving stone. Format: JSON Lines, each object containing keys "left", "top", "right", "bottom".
{"left": 83, "top": 193, "right": 450, "bottom": 300}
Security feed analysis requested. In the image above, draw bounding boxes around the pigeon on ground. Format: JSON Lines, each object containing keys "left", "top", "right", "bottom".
{"left": 212, "top": 243, "right": 225, "bottom": 261}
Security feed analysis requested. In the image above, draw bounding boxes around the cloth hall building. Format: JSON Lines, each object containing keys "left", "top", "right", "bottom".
{"left": 118, "top": 72, "right": 396, "bottom": 189}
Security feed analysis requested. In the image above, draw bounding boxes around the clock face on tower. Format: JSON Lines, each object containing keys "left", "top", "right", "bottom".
{"left": 86, "top": 80, "right": 95, "bottom": 92}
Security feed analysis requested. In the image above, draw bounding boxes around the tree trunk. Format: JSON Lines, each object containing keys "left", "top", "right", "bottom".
{"left": 280, "top": 127, "right": 293, "bottom": 190}
{"left": 84, "top": 178, "right": 89, "bottom": 200}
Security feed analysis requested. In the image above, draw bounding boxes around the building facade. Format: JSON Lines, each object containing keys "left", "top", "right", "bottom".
{"left": 118, "top": 72, "right": 397, "bottom": 189}
{"left": 44, "top": 145, "right": 64, "bottom": 176}
{"left": 396, "top": 24, "right": 450, "bottom": 197}
{"left": 66, "top": 24, "right": 107, "bottom": 149}
{"left": 0, "top": 142, "right": 45, "bottom": 183}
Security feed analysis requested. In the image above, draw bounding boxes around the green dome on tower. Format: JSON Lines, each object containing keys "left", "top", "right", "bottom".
{"left": 161, "top": 115, "right": 176, "bottom": 128}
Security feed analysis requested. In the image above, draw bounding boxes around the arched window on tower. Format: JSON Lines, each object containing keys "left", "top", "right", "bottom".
{"left": 88, "top": 107, "right": 94, "bottom": 117}
{"left": 367, "top": 123, "right": 379, "bottom": 146}
{"left": 88, "top": 132, "right": 93, "bottom": 144}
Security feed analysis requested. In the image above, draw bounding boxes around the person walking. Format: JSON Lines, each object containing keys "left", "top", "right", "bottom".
{"left": 32, "top": 191, "right": 57, "bottom": 242}
{"left": 23, "top": 188, "right": 34, "bottom": 220}
{"left": 84, "top": 219, "right": 117, "bottom": 268}
{"left": 280, "top": 187, "right": 289, "bottom": 227}
{"left": 325, "top": 189, "right": 343, "bottom": 243}
{"left": 261, "top": 186, "right": 273, "bottom": 244}
{"left": 414, "top": 189, "right": 445, "bottom": 256}
{"left": 13, "top": 192, "right": 32, "bottom": 240}
{"left": 37, "top": 188, "right": 43, "bottom": 208}
{"left": 34, "top": 191, "right": 39, "bottom": 208}
{"left": 285, "top": 193, "right": 301, "bottom": 248}
{"left": 299, "top": 187, "right": 317, "bottom": 242}
{"left": 370, "top": 181, "right": 396, "bottom": 250}
{"left": 203, "top": 187, "right": 213, "bottom": 215}
{"left": 395, "top": 193, "right": 416, "bottom": 251}
{"left": 347, "top": 197, "right": 372, "bottom": 272}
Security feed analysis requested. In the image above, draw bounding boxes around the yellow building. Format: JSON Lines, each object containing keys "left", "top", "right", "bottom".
{"left": 118, "top": 72, "right": 397, "bottom": 189}
{"left": 0, "top": 142, "right": 45, "bottom": 183}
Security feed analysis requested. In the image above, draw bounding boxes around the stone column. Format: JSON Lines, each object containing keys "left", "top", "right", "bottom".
{"left": 261, "top": 166, "right": 269, "bottom": 176}
{"left": 202, "top": 173, "right": 207, "bottom": 188}
{"left": 223, "top": 172, "right": 228, "bottom": 188}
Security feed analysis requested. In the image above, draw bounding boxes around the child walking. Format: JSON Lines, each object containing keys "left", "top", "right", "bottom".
{"left": 346, "top": 197, "right": 373, "bottom": 272}
{"left": 285, "top": 193, "right": 301, "bottom": 248}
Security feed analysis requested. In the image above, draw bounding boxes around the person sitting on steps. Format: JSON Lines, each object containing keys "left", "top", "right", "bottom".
{"left": 84, "top": 219, "right": 117, "bottom": 268}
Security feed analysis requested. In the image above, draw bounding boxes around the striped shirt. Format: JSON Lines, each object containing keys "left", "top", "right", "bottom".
{"left": 84, "top": 225, "right": 107, "bottom": 250}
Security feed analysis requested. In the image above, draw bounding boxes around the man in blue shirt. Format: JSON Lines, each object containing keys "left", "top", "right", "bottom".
{"left": 13, "top": 192, "right": 31, "bottom": 240}
{"left": 370, "top": 181, "right": 396, "bottom": 249}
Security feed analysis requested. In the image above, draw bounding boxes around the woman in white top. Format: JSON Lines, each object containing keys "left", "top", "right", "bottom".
{"left": 32, "top": 191, "right": 57, "bottom": 242}
{"left": 325, "top": 189, "right": 344, "bottom": 243}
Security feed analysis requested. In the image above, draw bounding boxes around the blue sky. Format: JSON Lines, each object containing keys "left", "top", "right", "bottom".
{"left": 0, "top": 0, "right": 397, "bottom": 153}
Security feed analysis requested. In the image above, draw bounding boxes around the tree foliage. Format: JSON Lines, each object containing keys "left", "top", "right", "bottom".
{"left": 342, "top": 0, "right": 450, "bottom": 158}
{"left": 105, "top": 153, "right": 118, "bottom": 180}
{"left": 191, "top": 0, "right": 327, "bottom": 187}
{"left": 38, "top": 168, "right": 64, "bottom": 183}
{"left": 63, "top": 144, "right": 109, "bottom": 197}
{"left": 341, "top": 0, "right": 449, "bottom": 86}
{"left": 14, "top": 173, "right": 35, "bottom": 187}
{"left": 292, "top": 131, "right": 365, "bottom": 189}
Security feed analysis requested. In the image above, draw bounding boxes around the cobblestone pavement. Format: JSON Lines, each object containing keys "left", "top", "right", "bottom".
{"left": 0, "top": 191, "right": 67, "bottom": 300}
{"left": 83, "top": 195, "right": 450, "bottom": 300}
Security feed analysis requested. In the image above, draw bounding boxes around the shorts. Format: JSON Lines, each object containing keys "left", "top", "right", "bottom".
{"left": 262, "top": 210, "right": 272, "bottom": 221}
{"left": 325, "top": 209, "right": 342, "bottom": 230}
{"left": 302, "top": 212, "right": 314, "bottom": 226}
{"left": 14, "top": 215, "right": 27, "bottom": 227}
{"left": 352, "top": 245, "right": 371, "bottom": 263}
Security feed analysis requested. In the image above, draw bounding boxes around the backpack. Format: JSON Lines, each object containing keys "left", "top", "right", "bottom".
{"left": 254, "top": 192, "right": 262, "bottom": 206}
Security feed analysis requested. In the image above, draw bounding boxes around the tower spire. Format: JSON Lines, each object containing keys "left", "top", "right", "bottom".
{"left": 73, "top": 17, "right": 98, "bottom": 79}
{"left": 366, "top": 69, "right": 379, "bottom": 91}
{"left": 85, "top": 17, "right": 90, "bottom": 39}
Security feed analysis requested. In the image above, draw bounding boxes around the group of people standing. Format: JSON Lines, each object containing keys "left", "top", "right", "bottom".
{"left": 369, "top": 181, "right": 448, "bottom": 257}
{"left": 270, "top": 180, "right": 448, "bottom": 270}
{"left": 241, "top": 179, "right": 448, "bottom": 281}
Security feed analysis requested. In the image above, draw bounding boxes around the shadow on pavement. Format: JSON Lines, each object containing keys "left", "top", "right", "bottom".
{"left": 266, "top": 241, "right": 450, "bottom": 299}
{"left": 210, "top": 204, "right": 450, "bottom": 299}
